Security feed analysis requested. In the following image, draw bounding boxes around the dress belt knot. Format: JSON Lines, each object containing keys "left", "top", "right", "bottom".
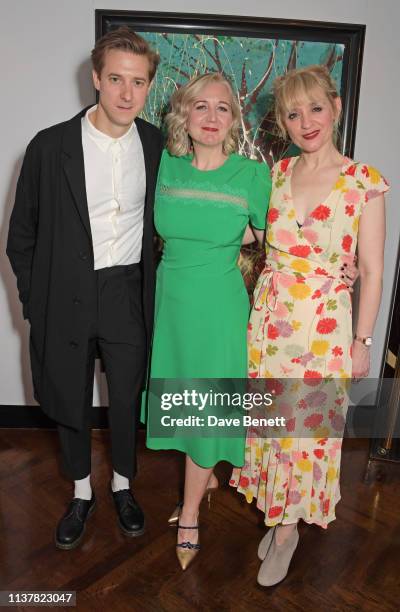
{"left": 252, "top": 263, "right": 347, "bottom": 344}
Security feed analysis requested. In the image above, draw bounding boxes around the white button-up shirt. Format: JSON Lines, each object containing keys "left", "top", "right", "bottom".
{"left": 81, "top": 105, "right": 146, "bottom": 270}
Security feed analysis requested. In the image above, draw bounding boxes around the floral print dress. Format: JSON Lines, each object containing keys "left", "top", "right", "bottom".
{"left": 231, "top": 156, "right": 389, "bottom": 528}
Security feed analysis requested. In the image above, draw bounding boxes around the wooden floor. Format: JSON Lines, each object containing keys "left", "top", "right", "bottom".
{"left": 0, "top": 430, "right": 399, "bottom": 612}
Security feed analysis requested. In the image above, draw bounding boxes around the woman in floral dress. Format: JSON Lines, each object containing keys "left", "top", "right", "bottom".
{"left": 231, "top": 65, "right": 389, "bottom": 586}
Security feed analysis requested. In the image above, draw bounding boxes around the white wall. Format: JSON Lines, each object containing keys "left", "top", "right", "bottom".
{"left": 1, "top": 0, "right": 399, "bottom": 405}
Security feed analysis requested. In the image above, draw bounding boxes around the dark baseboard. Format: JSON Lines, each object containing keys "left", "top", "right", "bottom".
{"left": 0, "top": 405, "right": 111, "bottom": 428}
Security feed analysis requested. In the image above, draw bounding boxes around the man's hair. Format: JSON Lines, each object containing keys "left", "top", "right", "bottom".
{"left": 91, "top": 27, "right": 160, "bottom": 81}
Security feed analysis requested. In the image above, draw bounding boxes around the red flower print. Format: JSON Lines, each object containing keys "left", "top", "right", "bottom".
{"left": 247, "top": 322, "right": 253, "bottom": 331}
{"left": 314, "top": 449, "right": 325, "bottom": 459}
{"left": 342, "top": 234, "right": 353, "bottom": 253}
{"left": 319, "top": 491, "right": 324, "bottom": 500}
{"left": 249, "top": 372, "right": 258, "bottom": 378}
{"left": 286, "top": 417, "right": 296, "bottom": 432}
{"left": 239, "top": 476, "right": 249, "bottom": 488}
{"left": 229, "top": 479, "right": 236, "bottom": 485}
{"left": 304, "top": 370, "right": 322, "bottom": 386}
{"left": 311, "top": 487, "right": 315, "bottom": 498}
{"left": 345, "top": 204, "right": 355, "bottom": 216}
{"left": 332, "top": 346, "right": 343, "bottom": 356}
{"left": 316, "top": 318, "right": 337, "bottom": 334}
{"left": 280, "top": 158, "right": 290, "bottom": 173}
{"left": 261, "top": 471, "right": 267, "bottom": 482}
{"left": 313, "top": 246, "right": 323, "bottom": 254}
{"left": 322, "top": 499, "right": 330, "bottom": 515}
{"left": 315, "top": 267, "right": 328, "bottom": 276}
{"left": 316, "top": 303, "right": 324, "bottom": 315}
{"left": 311, "top": 205, "right": 331, "bottom": 221}
{"left": 345, "top": 164, "right": 357, "bottom": 176}
{"left": 312, "top": 290, "right": 322, "bottom": 300}
{"left": 267, "top": 324, "right": 279, "bottom": 340}
{"left": 267, "top": 207, "right": 280, "bottom": 224}
{"left": 291, "top": 357, "right": 300, "bottom": 364}
{"left": 264, "top": 379, "right": 284, "bottom": 396}
{"left": 268, "top": 506, "right": 283, "bottom": 519}
{"left": 289, "top": 244, "right": 312, "bottom": 257}
{"left": 334, "top": 283, "right": 348, "bottom": 294}
{"left": 304, "top": 413, "right": 324, "bottom": 429}
{"left": 361, "top": 165, "right": 370, "bottom": 177}
{"left": 298, "top": 399, "right": 308, "bottom": 409}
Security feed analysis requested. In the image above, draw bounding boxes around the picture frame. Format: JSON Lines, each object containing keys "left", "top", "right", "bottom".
{"left": 96, "top": 10, "right": 365, "bottom": 159}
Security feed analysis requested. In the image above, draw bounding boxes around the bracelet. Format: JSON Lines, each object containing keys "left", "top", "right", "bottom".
{"left": 354, "top": 335, "right": 372, "bottom": 347}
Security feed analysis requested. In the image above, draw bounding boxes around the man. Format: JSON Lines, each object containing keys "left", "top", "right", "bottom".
{"left": 7, "top": 28, "right": 163, "bottom": 549}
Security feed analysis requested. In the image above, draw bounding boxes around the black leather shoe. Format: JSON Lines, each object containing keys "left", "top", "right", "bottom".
{"left": 110, "top": 487, "right": 145, "bottom": 537}
{"left": 55, "top": 495, "right": 96, "bottom": 550}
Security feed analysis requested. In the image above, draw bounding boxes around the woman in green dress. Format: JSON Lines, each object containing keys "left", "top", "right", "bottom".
{"left": 144, "top": 73, "right": 271, "bottom": 569}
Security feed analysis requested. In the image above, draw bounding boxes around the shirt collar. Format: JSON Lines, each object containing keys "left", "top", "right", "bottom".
{"left": 82, "top": 104, "right": 137, "bottom": 153}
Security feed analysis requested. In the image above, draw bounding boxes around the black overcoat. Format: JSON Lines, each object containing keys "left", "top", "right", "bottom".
{"left": 7, "top": 108, "right": 163, "bottom": 429}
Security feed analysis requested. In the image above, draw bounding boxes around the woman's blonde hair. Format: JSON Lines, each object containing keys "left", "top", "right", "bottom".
{"left": 166, "top": 73, "right": 241, "bottom": 156}
{"left": 273, "top": 65, "right": 341, "bottom": 142}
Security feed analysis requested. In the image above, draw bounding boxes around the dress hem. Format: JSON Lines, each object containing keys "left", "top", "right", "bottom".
{"left": 146, "top": 442, "right": 244, "bottom": 469}
{"left": 231, "top": 484, "right": 339, "bottom": 529}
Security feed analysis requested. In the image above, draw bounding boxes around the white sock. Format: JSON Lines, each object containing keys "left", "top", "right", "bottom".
{"left": 74, "top": 475, "right": 92, "bottom": 500}
{"left": 111, "top": 470, "right": 129, "bottom": 492}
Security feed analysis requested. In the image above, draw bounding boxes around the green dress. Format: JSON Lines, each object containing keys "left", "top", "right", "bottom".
{"left": 145, "top": 150, "right": 271, "bottom": 467}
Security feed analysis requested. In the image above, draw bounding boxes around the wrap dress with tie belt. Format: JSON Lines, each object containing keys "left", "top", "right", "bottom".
{"left": 231, "top": 156, "right": 389, "bottom": 528}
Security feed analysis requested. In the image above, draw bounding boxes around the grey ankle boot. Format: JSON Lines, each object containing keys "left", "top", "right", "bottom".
{"left": 257, "top": 525, "right": 299, "bottom": 586}
{"left": 257, "top": 526, "right": 276, "bottom": 561}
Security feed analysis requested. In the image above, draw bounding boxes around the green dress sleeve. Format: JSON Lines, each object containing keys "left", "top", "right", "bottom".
{"left": 248, "top": 161, "right": 272, "bottom": 229}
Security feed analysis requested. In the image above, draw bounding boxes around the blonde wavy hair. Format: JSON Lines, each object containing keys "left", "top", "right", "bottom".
{"left": 273, "top": 65, "right": 341, "bottom": 143}
{"left": 166, "top": 73, "right": 241, "bottom": 156}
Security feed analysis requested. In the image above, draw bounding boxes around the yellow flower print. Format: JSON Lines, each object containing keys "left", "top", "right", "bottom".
{"left": 245, "top": 491, "right": 254, "bottom": 503}
{"left": 267, "top": 229, "right": 274, "bottom": 243}
{"left": 291, "top": 320, "right": 302, "bottom": 331}
{"left": 327, "top": 466, "right": 337, "bottom": 482}
{"left": 313, "top": 426, "right": 330, "bottom": 439}
{"left": 289, "top": 283, "right": 312, "bottom": 300}
{"left": 280, "top": 438, "right": 293, "bottom": 450}
{"left": 352, "top": 216, "right": 359, "bottom": 232}
{"left": 311, "top": 340, "right": 330, "bottom": 356}
{"left": 368, "top": 166, "right": 381, "bottom": 184}
{"left": 334, "top": 176, "right": 346, "bottom": 191}
{"left": 297, "top": 458, "right": 312, "bottom": 472}
{"left": 310, "top": 502, "right": 317, "bottom": 514}
{"left": 250, "top": 347, "right": 261, "bottom": 365}
{"left": 288, "top": 208, "right": 295, "bottom": 219}
{"left": 291, "top": 259, "right": 311, "bottom": 273}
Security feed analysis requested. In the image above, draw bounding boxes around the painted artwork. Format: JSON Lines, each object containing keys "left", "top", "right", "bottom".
{"left": 139, "top": 34, "right": 344, "bottom": 167}
{"left": 96, "top": 12, "right": 365, "bottom": 293}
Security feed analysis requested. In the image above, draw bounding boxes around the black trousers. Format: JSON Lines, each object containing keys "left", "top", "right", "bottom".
{"left": 58, "top": 263, "right": 146, "bottom": 480}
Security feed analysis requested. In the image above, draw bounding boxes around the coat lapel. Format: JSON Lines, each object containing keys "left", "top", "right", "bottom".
{"left": 62, "top": 109, "right": 92, "bottom": 240}
{"left": 135, "top": 118, "right": 156, "bottom": 221}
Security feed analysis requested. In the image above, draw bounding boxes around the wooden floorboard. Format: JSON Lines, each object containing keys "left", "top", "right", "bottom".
{"left": 0, "top": 431, "right": 399, "bottom": 611}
